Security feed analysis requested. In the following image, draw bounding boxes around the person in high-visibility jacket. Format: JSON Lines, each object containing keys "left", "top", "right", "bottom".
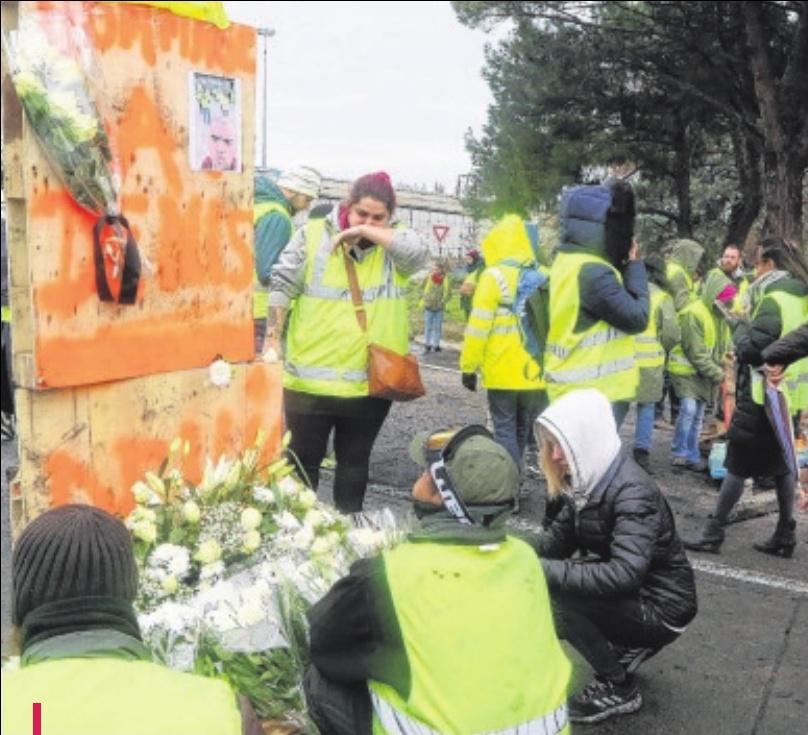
{"left": 304, "top": 425, "right": 571, "bottom": 735}
{"left": 268, "top": 172, "right": 427, "bottom": 513}
{"left": 459, "top": 215, "right": 547, "bottom": 472}
{"left": 665, "top": 238, "right": 704, "bottom": 313}
{"left": 458, "top": 248, "right": 483, "bottom": 319}
{"left": 685, "top": 239, "right": 808, "bottom": 557}
{"left": 419, "top": 262, "right": 452, "bottom": 352}
{"left": 2, "top": 505, "right": 259, "bottom": 735}
{"left": 253, "top": 164, "right": 322, "bottom": 353}
{"left": 545, "top": 181, "right": 649, "bottom": 427}
{"left": 668, "top": 269, "right": 735, "bottom": 472}
{"left": 632, "top": 255, "right": 680, "bottom": 473}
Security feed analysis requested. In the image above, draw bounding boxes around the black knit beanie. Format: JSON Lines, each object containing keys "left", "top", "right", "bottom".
{"left": 13, "top": 504, "right": 138, "bottom": 626}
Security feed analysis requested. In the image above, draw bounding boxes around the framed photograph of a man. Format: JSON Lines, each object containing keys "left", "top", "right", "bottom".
{"left": 189, "top": 72, "right": 242, "bottom": 172}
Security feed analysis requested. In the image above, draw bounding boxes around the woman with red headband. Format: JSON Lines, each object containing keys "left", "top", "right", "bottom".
{"left": 267, "top": 172, "right": 427, "bottom": 513}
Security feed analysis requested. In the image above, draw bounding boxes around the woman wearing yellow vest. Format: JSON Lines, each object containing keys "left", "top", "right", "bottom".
{"left": 267, "top": 172, "right": 427, "bottom": 513}
{"left": 2, "top": 505, "right": 258, "bottom": 735}
{"left": 305, "top": 425, "right": 571, "bottom": 735}
{"left": 533, "top": 389, "right": 697, "bottom": 725}
{"left": 419, "top": 262, "right": 452, "bottom": 352}
{"left": 668, "top": 269, "right": 735, "bottom": 471}
{"left": 685, "top": 240, "right": 808, "bottom": 557}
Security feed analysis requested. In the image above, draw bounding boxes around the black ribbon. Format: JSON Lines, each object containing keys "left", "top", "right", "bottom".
{"left": 92, "top": 214, "right": 142, "bottom": 305}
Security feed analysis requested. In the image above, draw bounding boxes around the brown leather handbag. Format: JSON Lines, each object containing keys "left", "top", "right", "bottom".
{"left": 343, "top": 247, "right": 426, "bottom": 402}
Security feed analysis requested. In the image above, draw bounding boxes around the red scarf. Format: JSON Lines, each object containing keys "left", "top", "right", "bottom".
{"left": 431, "top": 272, "right": 445, "bottom": 285}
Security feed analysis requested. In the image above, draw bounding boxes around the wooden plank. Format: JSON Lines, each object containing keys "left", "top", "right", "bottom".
{"left": 14, "top": 362, "right": 283, "bottom": 531}
{"left": 14, "top": 1, "right": 257, "bottom": 389}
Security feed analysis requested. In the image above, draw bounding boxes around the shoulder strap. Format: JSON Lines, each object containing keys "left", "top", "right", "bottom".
{"left": 342, "top": 247, "right": 368, "bottom": 332}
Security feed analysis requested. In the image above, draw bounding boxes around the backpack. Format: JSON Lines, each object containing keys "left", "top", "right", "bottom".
{"left": 490, "top": 259, "right": 550, "bottom": 372}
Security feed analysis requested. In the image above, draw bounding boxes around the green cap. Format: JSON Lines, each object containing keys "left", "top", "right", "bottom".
{"left": 409, "top": 429, "right": 518, "bottom": 504}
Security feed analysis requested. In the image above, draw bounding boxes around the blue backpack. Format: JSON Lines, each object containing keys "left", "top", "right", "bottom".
{"left": 489, "top": 259, "right": 550, "bottom": 372}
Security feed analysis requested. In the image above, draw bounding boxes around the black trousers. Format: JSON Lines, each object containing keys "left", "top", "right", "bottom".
{"left": 551, "top": 592, "right": 679, "bottom": 682}
{"left": 303, "top": 666, "right": 371, "bottom": 735}
{"left": 284, "top": 391, "right": 391, "bottom": 513}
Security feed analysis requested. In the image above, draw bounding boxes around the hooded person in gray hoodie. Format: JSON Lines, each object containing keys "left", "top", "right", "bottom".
{"left": 531, "top": 389, "right": 697, "bottom": 725}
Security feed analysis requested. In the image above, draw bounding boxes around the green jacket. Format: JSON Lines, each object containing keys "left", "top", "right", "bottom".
{"left": 637, "top": 285, "right": 680, "bottom": 404}
{"left": 667, "top": 239, "right": 704, "bottom": 312}
{"left": 670, "top": 269, "right": 729, "bottom": 402}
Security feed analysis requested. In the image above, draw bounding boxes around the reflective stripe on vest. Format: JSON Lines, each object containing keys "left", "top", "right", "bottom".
{"left": 750, "top": 289, "right": 808, "bottom": 408}
{"left": 546, "top": 252, "right": 638, "bottom": 402}
{"left": 668, "top": 300, "right": 716, "bottom": 377}
{"left": 283, "top": 219, "right": 409, "bottom": 397}
{"left": 371, "top": 693, "right": 568, "bottom": 735}
{"left": 253, "top": 201, "right": 293, "bottom": 319}
{"left": 635, "top": 286, "right": 667, "bottom": 370}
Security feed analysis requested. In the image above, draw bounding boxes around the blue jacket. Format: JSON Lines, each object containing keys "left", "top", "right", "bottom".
{"left": 254, "top": 176, "right": 294, "bottom": 286}
{"left": 557, "top": 185, "right": 648, "bottom": 335}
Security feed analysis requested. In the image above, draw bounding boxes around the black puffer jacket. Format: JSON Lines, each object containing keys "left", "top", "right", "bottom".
{"left": 534, "top": 452, "right": 698, "bottom": 628}
{"left": 761, "top": 323, "right": 808, "bottom": 368}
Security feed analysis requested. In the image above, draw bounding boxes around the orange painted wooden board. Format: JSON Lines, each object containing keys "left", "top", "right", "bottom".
{"left": 13, "top": 362, "right": 283, "bottom": 528}
{"left": 10, "top": 1, "right": 257, "bottom": 389}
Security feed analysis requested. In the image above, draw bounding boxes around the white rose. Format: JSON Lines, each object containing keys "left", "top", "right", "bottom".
{"left": 291, "top": 525, "right": 315, "bottom": 550}
{"left": 242, "top": 530, "right": 261, "bottom": 554}
{"left": 161, "top": 575, "right": 179, "bottom": 594}
{"left": 199, "top": 560, "right": 225, "bottom": 582}
{"left": 240, "top": 507, "right": 262, "bottom": 531}
{"left": 277, "top": 475, "right": 300, "bottom": 498}
{"left": 182, "top": 500, "right": 201, "bottom": 524}
{"left": 133, "top": 521, "right": 157, "bottom": 544}
{"left": 298, "top": 489, "right": 317, "bottom": 510}
{"left": 252, "top": 485, "right": 274, "bottom": 504}
{"left": 194, "top": 539, "right": 222, "bottom": 564}
{"left": 303, "top": 510, "right": 325, "bottom": 530}
{"left": 275, "top": 511, "right": 301, "bottom": 532}
{"left": 209, "top": 359, "right": 232, "bottom": 387}
{"left": 132, "top": 481, "right": 151, "bottom": 504}
{"left": 310, "top": 537, "right": 331, "bottom": 556}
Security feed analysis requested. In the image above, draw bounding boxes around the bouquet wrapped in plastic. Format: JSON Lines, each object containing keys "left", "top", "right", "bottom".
{"left": 129, "top": 433, "right": 406, "bottom": 728}
{"left": 2, "top": 2, "right": 140, "bottom": 303}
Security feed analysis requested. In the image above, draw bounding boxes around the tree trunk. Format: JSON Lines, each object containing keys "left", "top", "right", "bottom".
{"left": 672, "top": 116, "right": 692, "bottom": 237}
{"left": 761, "top": 149, "right": 805, "bottom": 243}
{"left": 725, "top": 131, "right": 762, "bottom": 247}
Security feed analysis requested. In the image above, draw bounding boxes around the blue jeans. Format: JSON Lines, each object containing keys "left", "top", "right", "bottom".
{"left": 671, "top": 397, "right": 706, "bottom": 463}
{"left": 634, "top": 402, "right": 656, "bottom": 452}
{"left": 488, "top": 389, "right": 544, "bottom": 471}
{"left": 612, "top": 401, "right": 630, "bottom": 429}
{"left": 423, "top": 309, "right": 444, "bottom": 348}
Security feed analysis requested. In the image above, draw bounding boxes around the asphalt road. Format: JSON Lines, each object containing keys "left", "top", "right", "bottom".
{"left": 2, "top": 345, "right": 806, "bottom": 734}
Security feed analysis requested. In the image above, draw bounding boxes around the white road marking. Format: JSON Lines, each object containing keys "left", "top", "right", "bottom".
{"left": 418, "top": 362, "right": 462, "bottom": 375}
{"left": 691, "top": 558, "right": 808, "bottom": 596}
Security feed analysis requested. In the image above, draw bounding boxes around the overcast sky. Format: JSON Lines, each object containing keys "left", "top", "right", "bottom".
{"left": 224, "top": 1, "right": 495, "bottom": 190}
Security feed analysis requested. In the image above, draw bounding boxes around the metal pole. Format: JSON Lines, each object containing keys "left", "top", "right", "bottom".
{"left": 257, "top": 28, "right": 275, "bottom": 170}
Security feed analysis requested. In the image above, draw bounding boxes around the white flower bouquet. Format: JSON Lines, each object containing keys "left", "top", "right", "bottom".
{"left": 3, "top": 5, "right": 119, "bottom": 214}
{"left": 129, "top": 433, "right": 404, "bottom": 726}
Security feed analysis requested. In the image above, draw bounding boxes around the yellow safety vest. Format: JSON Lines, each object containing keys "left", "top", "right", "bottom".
{"left": 369, "top": 538, "right": 570, "bottom": 735}
{"left": 2, "top": 658, "right": 242, "bottom": 735}
{"left": 668, "top": 300, "right": 716, "bottom": 377}
{"left": 545, "top": 252, "right": 638, "bottom": 402}
{"left": 253, "top": 200, "right": 293, "bottom": 319}
{"left": 751, "top": 290, "right": 808, "bottom": 410}
{"left": 284, "top": 219, "right": 410, "bottom": 397}
{"left": 635, "top": 283, "right": 668, "bottom": 371}
{"left": 460, "top": 261, "right": 544, "bottom": 389}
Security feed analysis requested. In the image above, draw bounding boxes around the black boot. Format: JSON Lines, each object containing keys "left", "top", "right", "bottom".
{"left": 683, "top": 517, "right": 724, "bottom": 553}
{"left": 753, "top": 519, "right": 796, "bottom": 558}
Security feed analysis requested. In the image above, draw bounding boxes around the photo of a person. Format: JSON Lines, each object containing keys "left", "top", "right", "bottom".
{"left": 189, "top": 72, "right": 241, "bottom": 172}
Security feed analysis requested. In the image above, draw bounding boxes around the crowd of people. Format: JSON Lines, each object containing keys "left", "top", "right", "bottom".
{"left": 3, "top": 169, "right": 807, "bottom": 734}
